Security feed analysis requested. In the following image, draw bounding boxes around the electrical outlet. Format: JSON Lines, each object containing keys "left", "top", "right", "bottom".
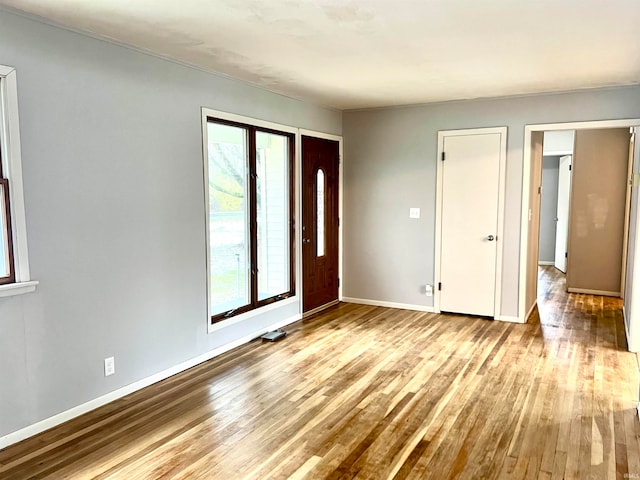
{"left": 409, "top": 208, "right": 421, "bottom": 219}
{"left": 104, "top": 357, "right": 115, "bottom": 377}
{"left": 425, "top": 284, "right": 433, "bottom": 297}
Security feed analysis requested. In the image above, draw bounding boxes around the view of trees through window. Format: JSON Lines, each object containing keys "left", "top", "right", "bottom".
{"left": 207, "top": 118, "right": 294, "bottom": 321}
{"left": 256, "top": 131, "right": 289, "bottom": 300}
{"left": 207, "top": 123, "right": 249, "bottom": 317}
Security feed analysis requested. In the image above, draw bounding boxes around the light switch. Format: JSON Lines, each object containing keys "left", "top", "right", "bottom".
{"left": 409, "top": 208, "right": 421, "bottom": 219}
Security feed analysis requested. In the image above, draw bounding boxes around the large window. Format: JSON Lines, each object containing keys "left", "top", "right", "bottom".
{"left": 0, "top": 65, "right": 35, "bottom": 297}
{"left": 205, "top": 116, "right": 295, "bottom": 324}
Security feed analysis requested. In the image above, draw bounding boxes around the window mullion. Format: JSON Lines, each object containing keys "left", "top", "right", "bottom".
{"left": 248, "top": 127, "right": 258, "bottom": 308}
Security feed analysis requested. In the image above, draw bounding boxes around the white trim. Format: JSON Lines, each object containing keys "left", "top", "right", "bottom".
{"left": 525, "top": 119, "right": 640, "bottom": 132}
{"left": 299, "top": 129, "right": 344, "bottom": 303}
{"left": 302, "top": 299, "right": 339, "bottom": 318}
{"left": 434, "top": 126, "right": 507, "bottom": 319}
{"left": 0, "top": 280, "right": 38, "bottom": 297}
{"left": 623, "top": 306, "right": 638, "bottom": 352}
{"left": 295, "top": 131, "right": 302, "bottom": 314}
{"left": 538, "top": 261, "right": 555, "bottom": 266}
{"left": 0, "top": 65, "right": 35, "bottom": 293}
{"left": 495, "top": 315, "right": 524, "bottom": 324}
{"left": 434, "top": 131, "right": 443, "bottom": 313}
{"left": 567, "top": 288, "right": 621, "bottom": 296}
{"left": 519, "top": 118, "right": 640, "bottom": 322}
{"left": 543, "top": 149, "right": 573, "bottom": 156}
{"left": 207, "top": 296, "right": 298, "bottom": 333}
{"left": 0, "top": 313, "right": 301, "bottom": 450}
{"left": 342, "top": 297, "right": 435, "bottom": 313}
{"left": 201, "top": 108, "right": 300, "bottom": 334}
{"left": 202, "top": 108, "right": 298, "bottom": 135}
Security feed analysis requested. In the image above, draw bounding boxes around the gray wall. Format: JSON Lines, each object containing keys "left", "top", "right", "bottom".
{"left": 567, "top": 128, "right": 630, "bottom": 293}
{"left": 0, "top": 10, "right": 341, "bottom": 439}
{"left": 343, "top": 86, "right": 640, "bottom": 316}
{"left": 539, "top": 156, "right": 560, "bottom": 263}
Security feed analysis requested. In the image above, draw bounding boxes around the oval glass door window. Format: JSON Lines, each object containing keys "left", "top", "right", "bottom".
{"left": 317, "top": 169, "right": 325, "bottom": 257}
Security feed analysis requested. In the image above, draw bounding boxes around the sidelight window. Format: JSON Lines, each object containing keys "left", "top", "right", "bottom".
{"left": 316, "top": 169, "right": 325, "bottom": 257}
{"left": 205, "top": 116, "right": 295, "bottom": 324}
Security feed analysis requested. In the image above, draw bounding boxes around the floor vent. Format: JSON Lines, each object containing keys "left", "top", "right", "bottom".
{"left": 261, "top": 329, "right": 287, "bottom": 342}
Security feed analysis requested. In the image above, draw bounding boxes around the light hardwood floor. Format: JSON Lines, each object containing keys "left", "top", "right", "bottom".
{"left": 1, "top": 266, "right": 639, "bottom": 479}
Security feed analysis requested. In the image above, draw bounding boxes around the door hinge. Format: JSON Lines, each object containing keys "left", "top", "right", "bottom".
{"left": 438, "top": 282, "right": 442, "bottom": 291}
{"left": 565, "top": 252, "right": 568, "bottom": 259}
{"left": 538, "top": 186, "right": 542, "bottom": 194}
{"left": 337, "top": 278, "right": 340, "bottom": 287}
{"left": 338, "top": 217, "right": 340, "bottom": 227}
{"left": 441, "top": 152, "right": 445, "bottom": 161}
{"left": 569, "top": 164, "right": 572, "bottom": 171}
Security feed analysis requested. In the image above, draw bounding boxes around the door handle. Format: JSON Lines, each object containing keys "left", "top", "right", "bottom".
{"left": 487, "top": 235, "right": 495, "bottom": 241}
{"left": 303, "top": 238, "right": 310, "bottom": 244}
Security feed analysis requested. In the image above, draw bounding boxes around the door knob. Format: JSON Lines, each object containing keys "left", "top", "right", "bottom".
{"left": 487, "top": 235, "right": 495, "bottom": 241}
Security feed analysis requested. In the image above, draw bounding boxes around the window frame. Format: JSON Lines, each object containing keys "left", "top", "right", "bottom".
{"left": 0, "top": 65, "right": 36, "bottom": 297}
{"left": 203, "top": 111, "right": 296, "bottom": 327}
{"left": 0, "top": 175, "right": 15, "bottom": 284}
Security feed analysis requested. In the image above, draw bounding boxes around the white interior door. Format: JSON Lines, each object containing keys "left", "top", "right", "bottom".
{"left": 439, "top": 132, "right": 503, "bottom": 317}
{"left": 554, "top": 155, "right": 572, "bottom": 273}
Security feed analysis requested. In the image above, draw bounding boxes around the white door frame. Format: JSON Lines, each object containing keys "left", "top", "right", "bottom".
{"left": 518, "top": 118, "right": 640, "bottom": 322}
{"left": 434, "top": 126, "right": 508, "bottom": 318}
{"left": 299, "top": 129, "right": 344, "bottom": 310}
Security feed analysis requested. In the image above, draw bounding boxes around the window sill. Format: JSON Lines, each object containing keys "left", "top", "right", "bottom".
{"left": 208, "top": 296, "right": 298, "bottom": 333}
{"left": 0, "top": 280, "right": 38, "bottom": 298}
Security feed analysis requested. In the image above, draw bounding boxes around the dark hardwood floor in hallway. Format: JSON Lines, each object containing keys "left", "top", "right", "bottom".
{"left": 1, "top": 265, "right": 639, "bottom": 479}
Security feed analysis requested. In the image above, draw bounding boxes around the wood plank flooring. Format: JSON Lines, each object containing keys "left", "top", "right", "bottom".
{"left": 1, "top": 266, "right": 639, "bottom": 479}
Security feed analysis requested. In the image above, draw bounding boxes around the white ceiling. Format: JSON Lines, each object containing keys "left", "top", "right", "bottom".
{"left": 2, "top": 0, "right": 640, "bottom": 110}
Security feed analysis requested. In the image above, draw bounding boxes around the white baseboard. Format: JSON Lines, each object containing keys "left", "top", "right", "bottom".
{"left": 567, "top": 287, "right": 621, "bottom": 297}
{"left": 341, "top": 297, "right": 435, "bottom": 313}
{"left": 538, "top": 261, "right": 555, "bottom": 266}
{"left": 623, "top": 306, "right": 639, "bottom": 353}
{"left": 303, "top": 299, "right": 339, "bottom": 318}
{"left": 495, "top": 315, "right": 524, "bottom": 324}
{"left": 0, "top": 314, "right": 301, "bottom": 450}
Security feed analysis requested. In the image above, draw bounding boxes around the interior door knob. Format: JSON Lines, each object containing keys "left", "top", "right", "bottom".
{"left": 487, "top": 235, "right": 495, "bottom": 241}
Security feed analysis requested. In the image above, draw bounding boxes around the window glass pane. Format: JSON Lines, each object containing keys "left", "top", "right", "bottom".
{"left": 207, "top": 123, "right": 250, "bottom": 316}
{"left": 256, "top": 131, "right": 289, "bottom": 301}
{"left": 317, "top": 169, "right": 325, "bottom": 257}
{"left": 0, "top": 184, "right": 8, "bottom": 277}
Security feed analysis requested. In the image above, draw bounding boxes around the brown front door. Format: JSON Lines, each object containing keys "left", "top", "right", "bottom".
{"left": 302, "top": 136, "right": 339, "bottom": 313}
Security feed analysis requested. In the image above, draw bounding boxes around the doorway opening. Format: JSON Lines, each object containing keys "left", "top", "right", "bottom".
{"left": 521, "top": 119, "right": 640, "bottom": 351}
{"left": 536, "top": 131, "right": 574, "bottom": 305}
